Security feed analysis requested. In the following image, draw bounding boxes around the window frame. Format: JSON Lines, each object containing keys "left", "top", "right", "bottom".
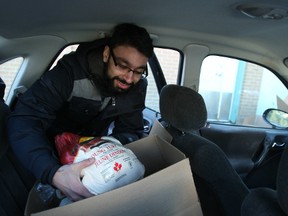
{"left": 199, "top": 54, "right": 288, "bottom": 128}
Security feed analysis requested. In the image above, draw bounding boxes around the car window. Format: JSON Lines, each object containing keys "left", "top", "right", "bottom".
{"left": 145, "top": 48, "right": 180, "bottom": 112}
{"left": 154, "top": 47, "right": 180, "bottom": 85}
{"left": 0, "top": 57, "right": 24, "bottom": 101}
{"left": 52, "top": 46, "right": 181, "bottom": 112}
{"left": 50, "top": 45, "right": 79, "bottom": 69}
{"left": 199, "top": 55, "right": 288, "bottom": 128}
{"left": 2, "top": 45, "right": 180, "bottom": 111}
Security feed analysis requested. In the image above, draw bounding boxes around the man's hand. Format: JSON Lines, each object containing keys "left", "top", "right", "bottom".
{"left": 52, "top": 157, "right": 95, "bottom": 201}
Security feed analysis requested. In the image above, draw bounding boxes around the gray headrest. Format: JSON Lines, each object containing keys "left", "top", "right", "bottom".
{"left": 160, "top": 84, "right": 207, "bottom": 132}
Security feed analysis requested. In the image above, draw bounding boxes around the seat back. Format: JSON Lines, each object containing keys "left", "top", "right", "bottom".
{"left": 241, "top": 145, "right": 288, "bottom": 215}
{"left": 0, "top": 77, "right": 35, "bottom": 216}
{"left": 159, "top": 84, "right": 249, "bottom": 216}
{"left": 277, "top": 146, "right": 288, "bottom": 214}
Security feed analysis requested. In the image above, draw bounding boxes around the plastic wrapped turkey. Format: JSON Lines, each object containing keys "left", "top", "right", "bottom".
{"left": 55, "top": 132, "right": 145, "bottom": 195}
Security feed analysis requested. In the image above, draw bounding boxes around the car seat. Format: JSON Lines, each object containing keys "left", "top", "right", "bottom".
{"left": 241, "top": 145, "right": 288, "bottom": 216}
{"left": 159, "top": 84, "right": 249, "bottom": 216}
{"left": 0, "top": 77, "right": 35, "bottom": 216}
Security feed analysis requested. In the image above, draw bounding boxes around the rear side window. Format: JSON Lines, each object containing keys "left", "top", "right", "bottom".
{"left": 2, "top": 45, "right": 181, "bottom": 110}
{"left": 0, "top": 57, "right": 23, "bottom": 101}
{"left": 51, "top": 44, "right": 181, "bottom": 112}
{"left": 154, "top": 48, "right": 180, "bottom": 85}
{"left": 145, "top": 48, "right": 181, "bottom": 112}
{"left": 52, "top": 45, "right": 181, "bottom": 113}
{"left": 50, "top": 45, "right": 79, "bottom": 69}
{"left": 199, "top": 55, "right": 288, "bottom": 128}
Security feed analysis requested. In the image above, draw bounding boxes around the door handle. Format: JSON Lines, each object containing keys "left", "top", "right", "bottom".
{"left": 253, "top": 136, "right": 273, "bottom": 168}
{"left": 272, "top": 142, "right": 286, "bottom": 149}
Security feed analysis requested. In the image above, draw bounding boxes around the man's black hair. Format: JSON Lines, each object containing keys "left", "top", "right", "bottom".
{"left": 109, "top": 23, "right": 153, "bottom": 58}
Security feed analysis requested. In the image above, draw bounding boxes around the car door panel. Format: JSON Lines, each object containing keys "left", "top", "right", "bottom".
{"left": 200, "top": 124, "right": 266, "bottom": 176}
{"left": 200, "top": 123, "right": 287, "bottom": 189}
{"left": 142, "top": 108, "right": 160, "bottom": 134}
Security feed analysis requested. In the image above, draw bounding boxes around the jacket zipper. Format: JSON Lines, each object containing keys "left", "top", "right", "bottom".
{"left": 112, "top": 97, "right": 116, "bottom": 106}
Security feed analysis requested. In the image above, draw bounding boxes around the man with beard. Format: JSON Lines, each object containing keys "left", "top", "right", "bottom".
{"left": 7, "top": 23, "right": 153, "bottom": 202}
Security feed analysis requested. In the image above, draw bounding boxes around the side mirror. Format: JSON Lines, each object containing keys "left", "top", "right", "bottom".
{"left": 263, "top": 108, "right": 288, "bottom": 129}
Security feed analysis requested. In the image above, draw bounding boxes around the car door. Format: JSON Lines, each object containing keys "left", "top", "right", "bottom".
{"left": 198, "top": 55, "right": 288, "bottom": 189}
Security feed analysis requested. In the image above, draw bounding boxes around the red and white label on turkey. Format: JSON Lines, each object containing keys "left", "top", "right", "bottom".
{"left": 74, "top": 141, "right": 145, "bottom": 195}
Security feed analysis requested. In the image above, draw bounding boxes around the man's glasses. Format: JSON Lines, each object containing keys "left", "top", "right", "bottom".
{"left": 110, "top": 48, "right": 148, "bottom": 78}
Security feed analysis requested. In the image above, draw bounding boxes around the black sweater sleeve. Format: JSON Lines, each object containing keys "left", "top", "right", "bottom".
{"left": 7, "top": 57, "right": 75, "bottom": 184}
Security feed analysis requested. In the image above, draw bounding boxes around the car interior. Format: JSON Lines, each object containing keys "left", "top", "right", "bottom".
{"left": 1, "top": 0, "right": 288, "bottom": 216}
{"left": 159, "top": 84, "right": 249, "bottom": 216}
{"left": 0, "top": 78, "right": 36, "bottom": 216}
{"left": 159, "top": 84, "right": 288, "bottom": 216}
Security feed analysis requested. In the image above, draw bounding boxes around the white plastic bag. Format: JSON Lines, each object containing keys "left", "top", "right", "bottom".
{"left": 72, "top": 136, "right": 145, "bottom": 195}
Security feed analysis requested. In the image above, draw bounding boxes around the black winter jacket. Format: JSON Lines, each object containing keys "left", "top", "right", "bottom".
{"left": 7, "top": 38, "right": 147, "bottom": 184}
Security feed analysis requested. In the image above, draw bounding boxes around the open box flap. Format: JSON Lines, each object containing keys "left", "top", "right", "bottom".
{"left": 32, "top": 159, "right": 202, "bottom": 216}
{"left": 125, "top": 135, "right": 185, "bottom": 176}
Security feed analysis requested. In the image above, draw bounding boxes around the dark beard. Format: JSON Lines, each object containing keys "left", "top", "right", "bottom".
{"left": 90, "top": 62, "right": 134, "bottom": 96}
{"left": 109, "top": 76, "right": 134, "bottom": 93}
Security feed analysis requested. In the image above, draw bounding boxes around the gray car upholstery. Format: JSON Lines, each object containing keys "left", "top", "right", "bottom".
{"left": 241, "top": 145, "right": 288, "bottom": 216}
{"left": 159, "top": 84, "right": 249, "bottom": 216}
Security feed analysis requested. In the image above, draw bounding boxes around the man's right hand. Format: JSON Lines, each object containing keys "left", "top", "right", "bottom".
{"left": 52, "top": 157, "right": 95, "bottom": 201}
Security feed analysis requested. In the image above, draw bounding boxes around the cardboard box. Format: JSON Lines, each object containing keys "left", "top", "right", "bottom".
{"left": 25, "top": 123, "right": 202, "bottom": 216}
{"left": 149, "top": 119, "right": 173, "bottom": 143}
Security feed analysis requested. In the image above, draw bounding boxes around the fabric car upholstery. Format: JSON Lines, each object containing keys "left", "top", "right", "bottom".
{"left": 159, "top": 84, "right": 249, "bottom": 216}
{"left": 0, "top": 78, "right": 35, "bottom": 216}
